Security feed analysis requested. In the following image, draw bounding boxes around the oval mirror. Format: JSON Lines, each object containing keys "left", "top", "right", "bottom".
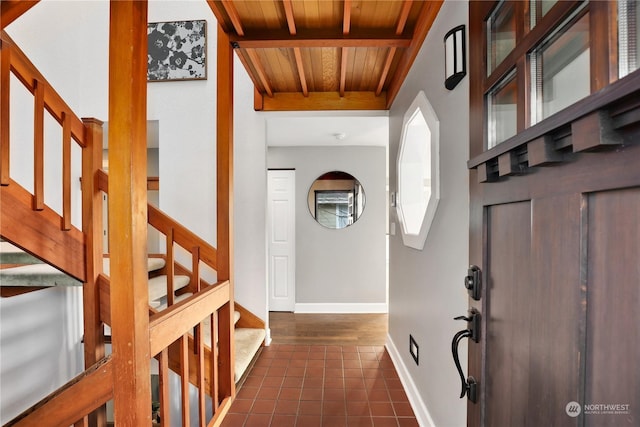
{"left": 307, "top": 171, "right": 365, "bottom": 229}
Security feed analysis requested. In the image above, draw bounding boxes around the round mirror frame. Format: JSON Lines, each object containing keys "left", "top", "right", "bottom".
{"left": 307, "top": 171, "right": 366, "bottom": 229}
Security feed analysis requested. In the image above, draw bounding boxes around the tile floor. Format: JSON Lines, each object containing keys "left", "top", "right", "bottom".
{"left": 221, "top": 344, "right": 418, "bottom": 427}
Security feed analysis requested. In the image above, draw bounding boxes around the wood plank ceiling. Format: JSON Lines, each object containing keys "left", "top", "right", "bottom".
{"left": 208, "top": 0, "right": 444, "bottom": 111}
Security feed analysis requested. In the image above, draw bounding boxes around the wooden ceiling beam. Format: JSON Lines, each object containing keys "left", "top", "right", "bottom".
{"left": 245, "top": 48, "right": 274, "bottom": 97}
{"left": 230, "top": 32, "right": 411, "bottom": 49}
{"left": 261, "top": 91, "right": 387, "bottom": 111}
{"left": 282, "top": 0, "right": 308, "bottom": 97}
{"left": 205, "top": 1, "right": 232, "bottom": 33}
{"left": 376, "top": 0, "right": 413, "bottom": 96}
{"left": 386, "top": 0, "right": 444, "bottom": 108}
{"left": 293, "top": 47, "right": 309, "bottom": 96}
{"left": 220, "top": 0, "right": 244, "bottom": 36}
{"left": 1, "top": 0, "right": 39, "bottom": 30}
{"left": 283, "top": 0, "right": 297, "bottom": 35}
{"left": 339, "top": 0, "right": 352, "bottom": 97}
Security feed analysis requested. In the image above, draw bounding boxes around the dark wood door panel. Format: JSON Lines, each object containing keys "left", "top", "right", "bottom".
{"left": 486, "top": 194, "right": 584, "bottom": 427}
{"left": 585, "top": 187, "right": 640, "bottom": 426}
{"left": 486, "top": 201, "right": 532, "bottom": 427}
{"left": 528, "top": 195, "right": 583, "bottom": 426}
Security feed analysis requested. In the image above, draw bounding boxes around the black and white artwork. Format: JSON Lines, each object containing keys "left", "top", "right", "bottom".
{"left": 147, "top": 20, "right": 206, "bottom": 82}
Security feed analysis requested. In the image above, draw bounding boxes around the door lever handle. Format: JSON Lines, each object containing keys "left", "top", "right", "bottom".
{"left": 451, "top": 310, "right": 480, "bottom": 403}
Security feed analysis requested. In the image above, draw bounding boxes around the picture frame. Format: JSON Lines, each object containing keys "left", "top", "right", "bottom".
{"left": 147, "top": 20, "right": 207, "bottom": 82}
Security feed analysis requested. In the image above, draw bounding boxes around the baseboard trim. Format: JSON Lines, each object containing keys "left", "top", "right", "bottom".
{"left": 386, "top": 334, "right": 436, "bottom": 427}
{"left": 294, "top": 303, "right": 388, "bottom": 313}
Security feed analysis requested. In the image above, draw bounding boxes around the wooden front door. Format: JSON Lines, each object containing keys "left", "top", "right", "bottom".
{"left": 465, "top": 1, "right": 640, "bottom": 426}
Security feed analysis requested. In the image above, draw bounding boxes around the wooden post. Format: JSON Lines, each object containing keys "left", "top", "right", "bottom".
{"left": 108, "top": 1, "right": 151, "bottom": 425}
{"left": 216, "top": 24, "right": 236, "bottom": 400}
{"left": 81, "top": 117, "right": 106, "bottom": 427}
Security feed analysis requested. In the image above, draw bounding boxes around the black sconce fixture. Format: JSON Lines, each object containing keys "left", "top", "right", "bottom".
{"left": 444, "top": 25, "right": 466, "bottom": 90}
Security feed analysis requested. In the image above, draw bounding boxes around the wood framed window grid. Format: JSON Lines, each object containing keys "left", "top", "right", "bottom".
{"left": 469, "top": 0, "right": 618, "bottom": 158}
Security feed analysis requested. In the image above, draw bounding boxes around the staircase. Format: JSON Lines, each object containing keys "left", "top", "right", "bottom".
{"left": 0, "top": 21, "right": 259, "bottom": 426}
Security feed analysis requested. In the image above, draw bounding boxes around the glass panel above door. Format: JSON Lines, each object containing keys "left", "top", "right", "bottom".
{"left": 619, "top": 0, "right": 640, "bottom": 78}
{"left": 487, "top": 70, "right": 518, "bottom": 148}
{"left": 529, "top": 4, "right": 590, "bottom": 125}
{"left": 487, "top": 0, "right": 516, "bottom": 75}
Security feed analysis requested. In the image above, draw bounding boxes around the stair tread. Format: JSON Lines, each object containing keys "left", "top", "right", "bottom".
{"left": 102, "top": 257, "right": 166, "bottom": 276}
{"left": 148, "top": 275, "right": 190, "bottom": 302}
{"left": 0, "top": 264, "right": 82, "bottom": 287}
{"left": 0, "top": 242, "right": 41, "bottom": 265}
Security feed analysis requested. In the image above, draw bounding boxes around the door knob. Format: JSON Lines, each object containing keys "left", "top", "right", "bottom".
{"left": 451, "top": 309, "right": 480, "bottom": 403}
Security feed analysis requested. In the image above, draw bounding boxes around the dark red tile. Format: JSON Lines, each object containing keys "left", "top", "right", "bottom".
{"left": 392, "top": 402, "right": 415, "bottom": 417}
{"left": 279, "top": 387, "right": 302, "bottom": 400}
{"left": 387, "top": 388, "right": 408, "bottom": 402}
{"left": 256, "top": 386, "right": 280, "bottom": 400}
{"left": 385, "top": 378, "right": 403, "bottom": 389}
{"left": 245, "top": 413, "right": 272, "bottom": 427}
{"left": 367, "top": 389, "right": 390, "bottom": 402}
{"left": 296, "top": 415, "right": 322, "bottom": 427}
{"left": 290, "top": 359, "right": 308, "bottom": 367}
{"left": 346, "top": 400, "right": 370, "bottom": 416}
{"left": 292, "top": 352, "right": 310, "bottom": 361}
{"left": 301, "top": 387, "right": 323, "bottom": 401}
{"left": 267, "top": 366, "right": 288, "bottom": 376}
{"left": 307, "top": 359, "right": 325, "bottom": 368}
{"left": 230, "top": 398, "right": 254, "bottom": 413}
{"left": 274, "top": 399, "right": 299, "bottom": 415}
{"left": 251, "top": 399, "right": 276, "bottom": 414}
{"left": 262, "top": 376, "right": 284, "bottom": 387}
{"left": 243, "top": 376, "right": 264, "bottom": 388}
{"left": 324, "top": 377, "right": 344, "bottom": 389}
{"left": 323, "top": 416, "right": 348, "bottom": 427}
{"left": 371, "top": 417, "right": 399, "bottom": 427}
{"left": 282, "top": 376, "right": 304, "bottom": 388}
{"left": 345, "top": 388, "right": 368, "bottom": 401}
{"left": 237, "top": 386, "right": 260, "bottom": 399}
{"left": 397, "top": 417, "right": 419, "bottom": 427}
{"left": 344, "top": 368, "right": 363, "bottom": 378}
{"left": 343, "top": 352, "right": 360, "bottom": 360}
{"left": 344, "top": 359, "right": 362, "bottom": 369}
{"left": 347, "top": 416, "right": 374, "bottom": 427}
{"left": 221, "top": 413, "right": 246, "bottom": 427}
{"left": 326, "top": 358, "right": 344, "bottom": 368}
{"left": 304, "top": 377, "right": 324, "bottom": 388}
{"left": 299, "top": 400, "right": 323, "bottom": 415}
{"left": 344, "top": 377, "right": 366, "bottom": 388}
{"left": 323, "top": 400, "right": 347, "bottom": 416}
{"left": 324, "top": 387, "right": 346, "bottom": 401}
{"left": 286, "top": 367, "right": 306, "bottom": 377}
{"left": 370, "top": 402, "right": 395, "bottom": 417}
{"left": 326, "top": 351, "right": 343, "bottom": 359}
{"left": 276, "top": 351, "right": 294, "bottom": 360}
{"left": 271, "top": 415, "right": 297, "bottom": 427}
{"left": 272, "top": 358, "right": 290, "bottom": 367}
{"left": 306, "top": 367, "right": 325, "bottom": 378}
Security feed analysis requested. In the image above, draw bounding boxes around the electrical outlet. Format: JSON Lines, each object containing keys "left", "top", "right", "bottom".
{"left": 409, "top": 335, "right": 419, "bottom": 365}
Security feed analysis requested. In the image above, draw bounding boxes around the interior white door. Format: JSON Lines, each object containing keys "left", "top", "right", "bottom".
{"left": 267, "top": 169, "right": 295, "bottom": 311}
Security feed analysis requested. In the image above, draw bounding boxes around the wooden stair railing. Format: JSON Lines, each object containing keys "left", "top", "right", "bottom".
{"left": 4, "top": 357, "right": 114, "bottom": 427}
{"left": 1, "top": 30, "right": 235, "bottom": 427}
{"left": 97, "top": 168, "right": 235, "bottom": 424}
{"left": 0, "top": 31, "right": 89, "bottom": 281}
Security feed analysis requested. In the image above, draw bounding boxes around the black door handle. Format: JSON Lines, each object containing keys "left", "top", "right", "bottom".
{"left": 451, "top": 310, "right": 479, "bottom": 403}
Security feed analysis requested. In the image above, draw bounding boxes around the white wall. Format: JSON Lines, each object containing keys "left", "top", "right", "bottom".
{"left": 387, "top": 1, "right": 470, "bottom": 426}
{"left": 0, "top": 287, "right": 85, "bottom": 423}
{"left": 268, "top": 146, "right": 387, "bottom": 312}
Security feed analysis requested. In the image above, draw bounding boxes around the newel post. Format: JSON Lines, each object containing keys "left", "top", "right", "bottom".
{"left": 108, "top": 1, "right": 151, "bottom": 425}
{"left": 81, "top": 117, "right": 107, "bottom": 427}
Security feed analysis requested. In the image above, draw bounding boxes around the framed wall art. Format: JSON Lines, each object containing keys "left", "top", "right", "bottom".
{"left": 147, "top": 20, "right": 207, "bottom": 82}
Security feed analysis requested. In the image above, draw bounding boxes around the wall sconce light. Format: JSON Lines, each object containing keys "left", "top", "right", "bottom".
{"left": 444, "top": 25, "right": 466, "bottom": 90}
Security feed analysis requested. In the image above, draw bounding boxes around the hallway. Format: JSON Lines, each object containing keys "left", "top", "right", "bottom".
{"left": 221, "top": 314, "right": 418, "bottom": 426}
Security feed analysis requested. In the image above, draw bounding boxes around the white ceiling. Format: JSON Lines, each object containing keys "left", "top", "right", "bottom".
{"left": 266, "top": 113, "right": 389, "bottom": 147}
